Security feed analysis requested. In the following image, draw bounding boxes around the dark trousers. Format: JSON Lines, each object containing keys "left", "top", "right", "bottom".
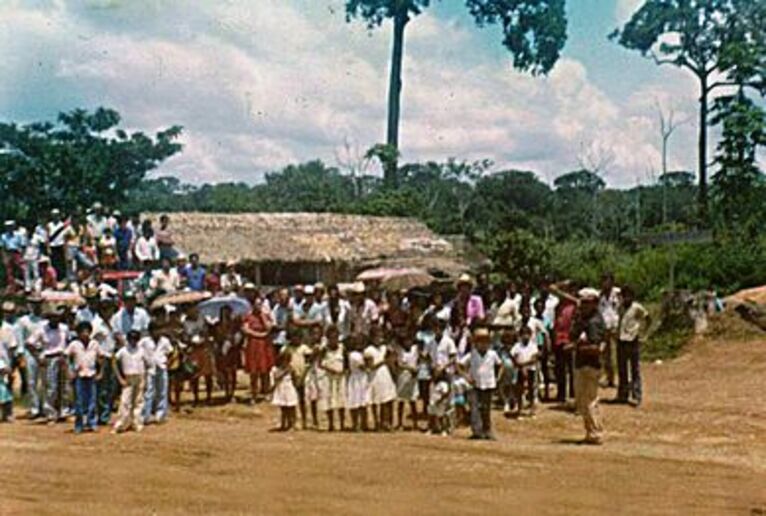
{"left": 469, "top": 388, "right": 494, "bottom": 437}
{"left": 617, "top": 340, "right": 642, "bottom": 403}
{"left": 74, "top": 377, "right": 98, "bottom": 432}
{"left": 50, "top": 246, "right": 67, "bottom": 280}
{"left": 554, "top": 346, "right": 575, "bottom": 401}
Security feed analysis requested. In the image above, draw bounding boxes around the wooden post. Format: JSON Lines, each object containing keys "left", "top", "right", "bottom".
{"left": 254, "top": 263, "right": 262, "bottom": 287}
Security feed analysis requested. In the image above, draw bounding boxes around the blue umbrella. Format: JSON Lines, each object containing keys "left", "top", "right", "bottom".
{"left": 197, "top": 295, "right": 252, "bottom": 320}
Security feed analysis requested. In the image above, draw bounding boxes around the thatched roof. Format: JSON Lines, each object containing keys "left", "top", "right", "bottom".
{"left": 147, "top": 212, "right": 473, "bottom": 274}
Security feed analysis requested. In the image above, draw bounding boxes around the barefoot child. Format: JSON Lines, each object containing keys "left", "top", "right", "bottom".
{"left": 427, "top": 368, "right": 451, "bottom": 435}
{"left": 364, "top": 325, "right": 396, "bottom": 431}
{"left": 270, "top": 351, "right": 298, "bottom": 431}
{"left": 512, "top": 326, "right": 540, "bottom": 417}
{"left": 346, "top": 337, "right": 370, "bottom": 432}
{"left": 497, "top": 328, "right": 517, "bottom": 417}
{"left": 303, "top": 325, "right": 323, "bottom": 429}
{"left": 113, "top": 330, "right": 150, "bottom": 434}
{"left": 396, "top": 332, "right": 419, "bottom": 430}
{"left": 319, "top": 325, "right": 346, "bottom": 431}
{"left": 282, "top": 327, "right": 313, "bottom": 429}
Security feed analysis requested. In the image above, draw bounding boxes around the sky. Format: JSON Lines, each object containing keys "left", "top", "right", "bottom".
{"left": 0, "top": 0, "right": 716, "bottom": 187}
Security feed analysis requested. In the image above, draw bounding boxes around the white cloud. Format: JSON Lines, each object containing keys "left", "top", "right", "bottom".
{"left": 615, "top": 0, "right": 644, "bottom": 24}
{"left": 0, "top": 0, "right": 703, "bottom": 188}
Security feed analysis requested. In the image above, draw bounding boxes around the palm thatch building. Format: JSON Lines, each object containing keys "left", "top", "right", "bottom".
{"left": 147, "top": 212, "right": 480, "bottom": 286}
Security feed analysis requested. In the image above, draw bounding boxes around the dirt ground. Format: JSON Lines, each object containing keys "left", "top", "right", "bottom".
{"left": 2, "top": 335, "right": 765, "bottom": 515}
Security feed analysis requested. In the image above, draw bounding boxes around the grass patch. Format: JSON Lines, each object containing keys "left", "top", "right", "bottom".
{"left": 643, "top": 327, "right": 694, "bottom": 362}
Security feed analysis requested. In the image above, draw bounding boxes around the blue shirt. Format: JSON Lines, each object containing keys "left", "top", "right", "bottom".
{"left": 1, "top": 231, "right": 22, "bottom": 252}
{"left": 184, "top": 265, "right": 206, "bottom": 291}
{"left": 114, "top": 226, "right": 133, "bottom": 253}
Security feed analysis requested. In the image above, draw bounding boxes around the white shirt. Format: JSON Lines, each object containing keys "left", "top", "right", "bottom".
{"left": 115, "top": 344, "right": 147, "bottom": 376}
{"left": 511, "top": 340, "right": 539, "bottom": 369}
{"left": 599, "top": 288, "right": 622, "bottom": 330}
{"left": 40, "top": 323, "right": 69, "bottom": 357}
{"left": 134, "top": 235, "right": 159, "bottom": 262}
{"left": 150, "top": 268, "right": 181, "bottom": 293}
{"left": 47, "top": 220, "right": 68, "bottom": 247}
{"left": 139, "top": 336, "right": 157, "bottom": 375}
{"left": 153, "top": 336, "right": 173, "bottom": 370}
{"left": 110, "top": 307, "right": 151, "bottom": 337}
{"left": 431, "top": 331, "right": 457, "bottom": 371}
{"left": 220, "top": 272, "right": 243, "bottom": 293}
{"left": 619, "top": 302, "right": 650, "bottom": 342}
{"left": 460, "top": 348, "right": 501, "bottom": 390}
{"left": 16, "top": 314, "right": 45, "bottom": 353}
{"left": 398, "top": 345, "right": 419, "bottom": 370}
{"left": 91, "top": 314, "right": 116, "bottom": 357}
{"left": 66, "top": 339, "right": 102, "bottom": 378}
{"left": 0, "top": 321, "right": 18, "bottom": 354}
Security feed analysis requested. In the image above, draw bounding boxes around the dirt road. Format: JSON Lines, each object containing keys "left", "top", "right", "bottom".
{"left": 2, "top": 336, "right": 765, "bottom": 515}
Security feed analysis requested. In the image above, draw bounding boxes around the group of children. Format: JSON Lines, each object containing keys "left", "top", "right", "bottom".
{"left": 268, "top": 310, "right": 550, "bottom": 440}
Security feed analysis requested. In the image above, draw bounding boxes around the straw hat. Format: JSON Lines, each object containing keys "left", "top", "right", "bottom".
{"left": 472, "top": 327, "right": 491, "bottom": 341}
{"left": 1, "top": 301, "right": 16, "bottom": 313}
{"left": 457, "top": 273, "right": 473, "bottom": 286}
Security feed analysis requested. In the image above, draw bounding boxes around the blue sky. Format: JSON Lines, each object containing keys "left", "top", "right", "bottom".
{"left": 0, "top": 0, "right": 714, "bottom": 187}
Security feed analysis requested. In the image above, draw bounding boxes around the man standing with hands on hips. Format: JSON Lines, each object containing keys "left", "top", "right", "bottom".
{"left": 572, "top": 288, "right": 606, "bottom": 445}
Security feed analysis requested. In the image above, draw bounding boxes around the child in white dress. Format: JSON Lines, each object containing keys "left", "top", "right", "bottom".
{"left": 303, "top": 325, "right": 323, "bottom": 429}
{"left": 364, "top": 325, "right": 396, "bottom": 431}
{"left": 270, "top": 351, "right": 298, "bottom": 431}
{"left": 318, "top": 325, "right": 346, "bottom": 431}
{"left": 396, "top": 333, "right": 419, "bottom": 430}
{"left": 346, "top": 337, "right": 370, "bottom": 432}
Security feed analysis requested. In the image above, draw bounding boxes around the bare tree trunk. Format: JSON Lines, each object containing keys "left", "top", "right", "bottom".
{"left": 385, "top": 11, "right": 408, "bottom": 188}
{"left": 698, "top": 78, "right": 709, "bottom": 224}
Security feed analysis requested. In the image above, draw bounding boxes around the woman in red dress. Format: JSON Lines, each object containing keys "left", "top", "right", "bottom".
{"left": 241, "top": 297, "right": 274, "bottom": 402}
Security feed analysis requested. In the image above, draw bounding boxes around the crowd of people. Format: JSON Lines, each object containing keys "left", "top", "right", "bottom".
{"left": 0, "top": 205, "right": 651, "bottom": 445}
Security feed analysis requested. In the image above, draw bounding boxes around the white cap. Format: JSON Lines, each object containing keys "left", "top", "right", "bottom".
{"left": 578, "top": 288, "right": 600, "bottom": 301}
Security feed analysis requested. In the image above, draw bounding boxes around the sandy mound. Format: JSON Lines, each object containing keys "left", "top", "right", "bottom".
{"left": 726, "top": 285, "right": 766, "bottom": 305}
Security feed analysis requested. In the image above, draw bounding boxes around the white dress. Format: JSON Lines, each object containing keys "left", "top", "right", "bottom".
{"left": 318, "top": 345, "right": 346, "bottom": 411}
{"left": 364, "top": 345, "right": 396, "bottom": 405}
{"left": 270, "top": 366, "right": 298, "bottom": 407}
{"left": 396, "top": 346, "right": 420, "bottom": 402}
{"left": 346, "top": 351, "right": 370, "bottom": 409}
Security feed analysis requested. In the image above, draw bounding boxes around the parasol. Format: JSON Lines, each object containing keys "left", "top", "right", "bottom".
{"left": 356, "top": 267, "right": 435, "bottom": 291}
{"left": 197, "top": 295, "right": 252, "bottom": 319}
{"left": 150, "top": 290, "right": 212, "bottom": 311}
{"left": 41, "top": 289, "right": 85, "bottom": 307}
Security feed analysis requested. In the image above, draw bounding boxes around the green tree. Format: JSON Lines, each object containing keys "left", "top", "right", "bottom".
{"left": 611, "top": 0, "right": 766, "bottom": 221}
{"left": 710, "top": 91, "right": 766, "bottom": 234}
{"left": 0, "top": 107, "right": 182, "bottom": 221}
{"left": 346, "top": 0, "right": 567, "bottom": 186}
{"left": 482, "top": 229, "right": 552, "bottom": 284}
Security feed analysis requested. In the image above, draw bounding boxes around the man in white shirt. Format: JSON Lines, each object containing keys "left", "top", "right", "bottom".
{"left": 617, "top": 285, "right": 650, "bottom": 406}
{"left": 599, "top": 273, "right": 622, "bottom": 388}
{"left": 46, "top": 209, "right": 70, "bottom": 280}
{"left": 110, "top": 292, "right": 151, "bottom": 343}
{"left": 35, "top": 308, "right": 70, "bottom": 422}
{"left": 66, "top": 321, "right": 104, "bottom": 433}
{"left": 460, "top": 327, "right": 501, "bottom": 440}
{"left": 150, "top": 258, "right": 181, "bottom": 295}
{"left": 220, "top": 261, "right": 243, "bottom": 294}
{"left": 16, "top": 297, "right": 46, "bottom": 418}
{"left": 92, "top": 300, "right": 118, "bottom": 424}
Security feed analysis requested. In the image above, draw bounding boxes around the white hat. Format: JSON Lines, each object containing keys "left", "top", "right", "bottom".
{"left": 349, "top": 281, "right": 366, "bottom": 294}
{"left": 304, "top": 285, "right": 315, "bottom": 295}
{"left": 243, "top": 282, "right": 257, "bottom": 291}
{"left": 578, "top": 288, "right": 600, "bottom": 301}
{"left": 4, "top": 220, "right": 15, "bottom": 227}
{"left": 92, "top": 201, "right": 103, "bottom": 209}
{"left": 51, "top": 208, "right": 61, "bottom": 215}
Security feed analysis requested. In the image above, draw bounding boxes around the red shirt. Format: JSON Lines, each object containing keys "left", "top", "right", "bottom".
{"left": 554, "top": 302, "right": 576, "bottom": 347}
